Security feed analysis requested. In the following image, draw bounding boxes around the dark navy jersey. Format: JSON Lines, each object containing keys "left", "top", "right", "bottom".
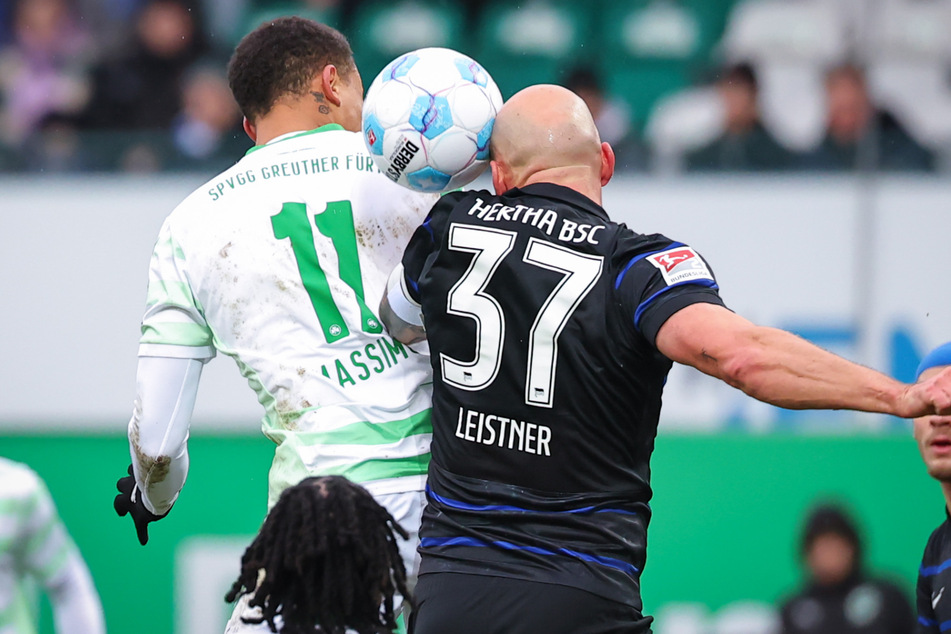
{"left": 401, "top": 183, "right": 725, "bottom": 608}
{"left": 919, "top": 514, "right": 951, "bottom": 632}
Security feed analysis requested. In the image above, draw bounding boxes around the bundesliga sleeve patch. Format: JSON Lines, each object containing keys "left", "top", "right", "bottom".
{"left": 647, "top": 246, "right": 714, "bottom": 286}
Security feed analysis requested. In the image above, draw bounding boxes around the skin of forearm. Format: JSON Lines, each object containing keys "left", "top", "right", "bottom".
{"left": 709, "top": 327, "right": 903, "bottom": 413}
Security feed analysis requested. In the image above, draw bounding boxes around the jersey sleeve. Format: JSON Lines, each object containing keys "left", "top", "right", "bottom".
{"left": 15, "top": 470, "right": 105, "bottom": 634}
{"left": 401, "top": 190, "right": 468, "bottom": 303}
{"left": 138, "top": 218, "right": 216, "bottom": 360}
{"left": 613, "top": 236, "right": 725, "bottom": 346}
{"left": 17, "top": 470, "right": 78, "bottom": 589}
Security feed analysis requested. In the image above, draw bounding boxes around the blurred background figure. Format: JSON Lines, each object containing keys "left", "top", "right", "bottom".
{"left": 684, "top": 62, "right": 795, "bottom": 172}
{"left": 77, "top": 0, "right": 208, "bottom": 171}
{"left": 81, "top": 0, "right": 206, "bottom": 130}
{"left": 562, "top": 64, "right": 647, "bottom": 172}
{"left": 0, "top": 457, "right": 105, "bottom": 634}
{"left": 778, "top": 503, "right": 914, "bottom": 634}
{"left": 231, "top": 0, "right": 343, "bottom": 50}
{"left": 800, "top": 63, "right": 935, "bottom": 172}
{"left": 169, "top": 63, "right": 247, "bottom": 171}
{"left": 0, "top": 0, "right": 94, "bottom": 148}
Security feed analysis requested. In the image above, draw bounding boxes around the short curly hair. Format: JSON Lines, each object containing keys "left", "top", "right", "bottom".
{"left": 227, "top": 16, "right": 357, "bottom": 122}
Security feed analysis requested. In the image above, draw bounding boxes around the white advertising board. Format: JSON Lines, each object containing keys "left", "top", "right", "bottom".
{"left": 0, "top": 174, "right": 947, "bottom": 431}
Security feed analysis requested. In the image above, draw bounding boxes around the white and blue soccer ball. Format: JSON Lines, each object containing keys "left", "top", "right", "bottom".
{"left": 362, "top": 47, "right": 503, "bottom": 193}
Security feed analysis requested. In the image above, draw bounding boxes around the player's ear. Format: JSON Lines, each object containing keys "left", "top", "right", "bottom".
{"left": 600, "top": 141, "right": 616, "bottom": 187}
{"left": 321, "top": 65, "right": 343, "bottom": 107}
{"left": 491, "top": 160, "right": 509, "bottom": 195}
{"left": 242, "top": 117, "right": 257, "bottom": 143}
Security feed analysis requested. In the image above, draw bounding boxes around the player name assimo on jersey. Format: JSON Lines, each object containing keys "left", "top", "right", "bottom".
{"left": 647, "top": 246, "right": 713, "bottom": 286}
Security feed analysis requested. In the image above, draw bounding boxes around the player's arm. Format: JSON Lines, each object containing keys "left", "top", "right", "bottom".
{"left": 115, "top": 354, "right": 203, "bottom": 545}
{"left": 44, "top": 554, "right": 107, "bottom": 634}
{"left": 654, "top": 302, "right": 951, "bottom": 418}
{"left": 116, "top": 217, "right": 216, "bottom": 543}
{"left": 22, "top": 474, "right": 106, "bottom": 634}
{"left": 128, "top": 354, "right": 203, "bottom": 514}
{"left": 380, "top": 190, "right": 461, "bottom": 344}
{"left": 380, "top": 263, "right": 426, "bottom": 345}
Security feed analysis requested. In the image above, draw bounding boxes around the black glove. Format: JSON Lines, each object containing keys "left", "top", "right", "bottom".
{"left": 114, "top": 464, "right": 170, "bottom": 545}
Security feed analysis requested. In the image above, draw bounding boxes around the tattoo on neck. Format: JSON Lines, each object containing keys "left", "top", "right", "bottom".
{"left": 319, "top": 105, "right": 330, "bottom": 114}
{"left": 311, "top": 91, "right": 325, "bottom": 103}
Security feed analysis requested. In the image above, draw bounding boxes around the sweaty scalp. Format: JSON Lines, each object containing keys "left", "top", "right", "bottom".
{"left": 491, "top": 85, "right": 603, "bottom": 176}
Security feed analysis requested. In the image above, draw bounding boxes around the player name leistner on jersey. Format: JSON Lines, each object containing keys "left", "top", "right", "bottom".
{"left": 455, "top": 407, "right": 552, "bottom": 456}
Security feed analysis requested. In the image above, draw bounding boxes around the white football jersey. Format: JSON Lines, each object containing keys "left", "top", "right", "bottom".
{"left": 139, "top": 125, "right": 439, "bottom": 507}
{"left": 0, "top": 459, "right": 104, "bottom": 634}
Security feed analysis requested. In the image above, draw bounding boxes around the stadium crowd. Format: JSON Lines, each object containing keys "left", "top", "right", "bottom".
{"left": 0, "top": 0, "right": 949, "bottom": 175}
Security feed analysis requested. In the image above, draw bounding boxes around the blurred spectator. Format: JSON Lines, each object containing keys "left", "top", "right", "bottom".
{"left": 21, "top": 112, "right": 88, "bottom": 172}
{"left": 778, "top": 503, "right": 914, "bottom": 634}
{"left": 232, "top": 0, "right": 343, "bottom": 48}
{"left": 169, "top": 62, "right": 248, "bottom": 170}
{"left": 0, "top": 457, "right": 106, "bottom": 634}
{"left": 0, "top": 0, "right": 94, "bottom": 147}
{"left": 800, "top": 64, "right": 935, "bottom": 172}
{"left": 79, "top": 0, "right": 208, "bottom": 131}
{"left": 0, "top": 2, "right": 12, "bottom": 47}
{"left": 562, "top": 65, "right": 647, "bottom": 172}
{"left": 685, "top": 62, "right": 795, "bottom": 172}
{"left": 70, "top": 0, "right": 153, "bottom": 57}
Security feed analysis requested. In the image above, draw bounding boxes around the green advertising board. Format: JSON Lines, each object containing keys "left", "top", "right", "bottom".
{"left": 1, "top": 431, "right": 938, "bottom": 632}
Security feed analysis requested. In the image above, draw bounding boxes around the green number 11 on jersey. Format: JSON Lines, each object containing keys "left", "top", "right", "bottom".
{"left": 271, "top": 201, "right": 384, "bottom": 343}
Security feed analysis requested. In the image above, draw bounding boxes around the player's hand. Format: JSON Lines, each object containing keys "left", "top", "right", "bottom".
{"left": 114, "top": 464, "right": 169, "bottom": 545}
{"left": 900, "top": 366, "right": 951, "bottom": 418}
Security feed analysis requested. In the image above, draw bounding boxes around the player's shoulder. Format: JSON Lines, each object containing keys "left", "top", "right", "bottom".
{"left": 611, "top": 228, "right": 683, "bottom": 260}
{"left": 433, "top": 188, "right": 490, "bottom": 211}
{"left": 925, "top": 515, "right": 951, "bottom": 555}
{"left": 167, "top": 158, "right": 252, "bottom": 221}
{"left": 0, "top": 458, "right": 43, "bottom": 502}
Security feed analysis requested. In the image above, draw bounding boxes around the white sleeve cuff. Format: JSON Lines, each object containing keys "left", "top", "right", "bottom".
{"left": 386, "top": 264, "right": 424, "bottom": 327}
{"left": 138, "top": 343, "right": 215, "bottom": 361}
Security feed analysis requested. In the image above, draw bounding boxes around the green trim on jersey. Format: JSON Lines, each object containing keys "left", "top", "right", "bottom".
{"left": 35, "top": 539, "right": 71, "bottom": 582}
{"left": 302, "top": 410, "right": 431, "bottom": 445}
{"left": 141, "top": 322, "right": 213, "bottom": 348}
{"left": 154, "top": 232, "right": 185, "bottom": 261}
{"left": 314, "top": 453, "right": 431, "bottom": 482}
{"left": 0, "top": 590, "right": 35, "bottom": 631}
{"left": 0, "top": 497, "right": 26, "bottom": 515}
{"left": 244, "top": 124, "right": 346, "bottom": 155}
{"left": 24, "top": 514, "right": 57, "bottom": 558}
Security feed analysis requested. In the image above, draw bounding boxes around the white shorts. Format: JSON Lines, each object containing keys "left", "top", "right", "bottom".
{"left": 224, "top": 488, "right": 426, "bottom": 634}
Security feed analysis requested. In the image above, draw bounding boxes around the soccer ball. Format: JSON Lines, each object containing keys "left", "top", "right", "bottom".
{"left": 362, "top": 47, "right": 503, "bottom": 193}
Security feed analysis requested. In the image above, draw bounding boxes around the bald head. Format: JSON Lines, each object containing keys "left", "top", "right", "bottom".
{"left": 489, "top": 85, "right": 614, "bottom": 201}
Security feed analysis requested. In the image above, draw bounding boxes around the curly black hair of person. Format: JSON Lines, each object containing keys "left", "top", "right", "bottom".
{"left": 225, "top": 476, "right": 412, "bottom": 634}
{"left": 227, "top": 16, "right": 357, "bottom": 123}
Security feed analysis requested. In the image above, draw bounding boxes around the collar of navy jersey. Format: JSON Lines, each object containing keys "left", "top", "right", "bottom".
{"left": 507, "top": 183, "right": 610, "bottom": 223}
{"left": 244, "top": 123, "right": 346, "bottom": 155}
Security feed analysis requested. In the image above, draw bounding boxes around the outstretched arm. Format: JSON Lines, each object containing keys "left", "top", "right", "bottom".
{"left": 655, "top": 302, "right": 951, "bottom": 418}
{"left": 46, "top": 554, "right": 106, "bottom": 634}
{"left": 21, "top": 473, "right": 105, "bottom": 634}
